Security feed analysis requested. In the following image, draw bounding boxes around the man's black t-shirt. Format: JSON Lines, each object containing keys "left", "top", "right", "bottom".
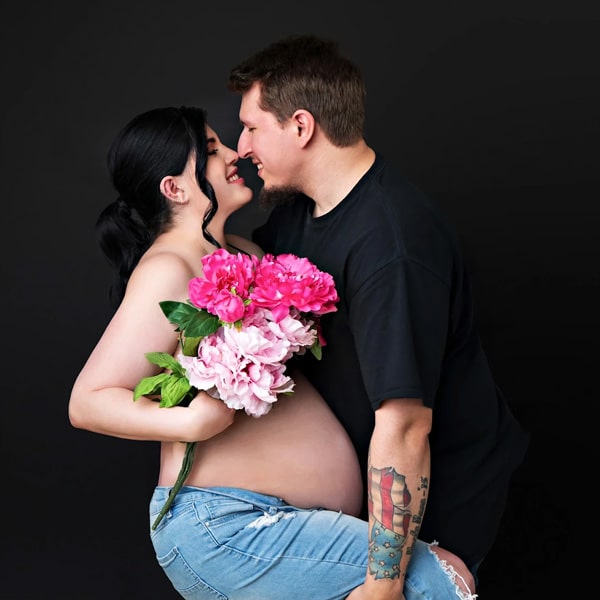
{"left": 253, "top": 154, "right": 529, "bottom": 566}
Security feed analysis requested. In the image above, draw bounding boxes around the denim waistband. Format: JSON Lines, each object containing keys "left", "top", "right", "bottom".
{"left": 151, "top": 485, "right": 289, "bottom": 509}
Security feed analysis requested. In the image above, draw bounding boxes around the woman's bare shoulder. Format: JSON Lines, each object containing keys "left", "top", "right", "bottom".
{"left": 126, "top": 248, "right": 198, "bottom": 302}
{"left": 226, "top": 234, "right": 265, "bottom": 258}
{"left": 135, "top": 248, "right": 196, "bottom": 279}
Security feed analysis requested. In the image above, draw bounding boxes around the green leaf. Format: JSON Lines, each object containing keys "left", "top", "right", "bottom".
{"left": 159, "top": 301, "right": 202, "bottom": 331}
{"left": 310, "top": 339, "right": 323, "bottom": 361}
{"left": 144, "top": 351, "right": 185, "bottom": 376}
{"left": 159, "top": 375, "right": 193, "bottom": 408}
{"left": 183, "top": 311, "right": 220, "bottom": 338}
{"left": 133, "top": 373, "right": 170, "bottom": 400}
{"left": 182, "top": 335, "right": 202, "bottom": 357}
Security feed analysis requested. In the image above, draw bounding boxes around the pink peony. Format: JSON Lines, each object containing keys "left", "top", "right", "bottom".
{"left": 188, "top": 248, "right": 258, "bottom": 322}
{"left": 222, "top": 319, "right": 292, "bottom": 365}
{"left": 178, "top": 324, "right": 295, "bottom": 417}
{"left": 250, "top": 253, "right": 339, "bottom": 321}
{"left": 265, "top": 308, "right": 317, "bottom": 361}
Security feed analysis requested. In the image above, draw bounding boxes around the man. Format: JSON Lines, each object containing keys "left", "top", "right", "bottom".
{"left": 228, "top": 34, "right": 529, "bottom": 599}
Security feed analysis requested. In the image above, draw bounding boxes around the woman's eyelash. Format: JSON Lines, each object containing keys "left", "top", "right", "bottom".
{"left": 208, "top": 148, "right": 218, "bottom": 155}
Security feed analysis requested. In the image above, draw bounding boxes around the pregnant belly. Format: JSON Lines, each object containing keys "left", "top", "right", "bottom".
{"left": 158, "top": 371, "right": 363, "bottom": 517}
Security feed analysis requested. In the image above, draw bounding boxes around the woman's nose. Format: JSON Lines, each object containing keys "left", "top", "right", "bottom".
{"left": 225, "top": 145, "right": 239, "bottom": 164}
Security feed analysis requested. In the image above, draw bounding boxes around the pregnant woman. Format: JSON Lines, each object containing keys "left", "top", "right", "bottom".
{"left": 69, "top": 105, "right": 475, "bottom": 600}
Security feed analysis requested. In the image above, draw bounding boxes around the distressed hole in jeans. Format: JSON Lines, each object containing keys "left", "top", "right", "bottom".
{"left": 246, "top": 510, "right": 296, "bottom": 529}
{"left": 427, "top": 541, "right": 478, "bottom": 600}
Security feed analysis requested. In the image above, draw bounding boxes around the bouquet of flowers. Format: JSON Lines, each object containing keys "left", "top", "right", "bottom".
{"left": 133, "top": 249, "right": 339, "bottom": 529}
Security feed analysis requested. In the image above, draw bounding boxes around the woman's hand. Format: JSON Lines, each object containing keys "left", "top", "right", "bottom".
{"left": 187, "top": 391, "right": 236, "bottom": 441}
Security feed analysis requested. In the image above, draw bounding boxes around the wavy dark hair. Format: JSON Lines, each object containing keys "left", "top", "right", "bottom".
{"left": 96, "top": 106, "right": 219, "bottom": 307}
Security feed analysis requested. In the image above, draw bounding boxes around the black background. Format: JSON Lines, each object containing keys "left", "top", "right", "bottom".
{"left": 1, "top": 1, "right": 597, "bottom": 598}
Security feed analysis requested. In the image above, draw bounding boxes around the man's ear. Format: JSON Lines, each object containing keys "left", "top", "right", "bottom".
{"left": 159, "top": 175, "right": 188, "bottom": 204}
{"left": 292, "top": 109, "right": 315, "bottom": 147}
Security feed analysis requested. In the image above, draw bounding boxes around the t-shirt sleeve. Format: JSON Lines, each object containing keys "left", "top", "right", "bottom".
{"left": 348, "top": 257, "right": 450, "bottom": 410}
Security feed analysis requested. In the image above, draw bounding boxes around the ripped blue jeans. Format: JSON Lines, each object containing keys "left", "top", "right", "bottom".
{"left": 150, "top": 486, "right": 476, "bottom": 600}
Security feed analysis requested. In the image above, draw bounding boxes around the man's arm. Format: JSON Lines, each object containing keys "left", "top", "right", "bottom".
{"left": 348, "top": 397, "right": 432, "bottom": 600}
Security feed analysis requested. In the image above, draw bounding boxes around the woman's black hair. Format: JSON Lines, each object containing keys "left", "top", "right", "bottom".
{"left": 96, "top": 106, "right": 219, "bottom": 307}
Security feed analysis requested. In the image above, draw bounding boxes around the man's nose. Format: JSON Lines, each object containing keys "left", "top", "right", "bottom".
{"left": 237, "top": 130, "right": 251, "bottom": 159}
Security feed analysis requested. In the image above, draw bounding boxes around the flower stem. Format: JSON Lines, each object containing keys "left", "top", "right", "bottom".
{"left": 151, "top": 441, "right": 197, "bottom": 531}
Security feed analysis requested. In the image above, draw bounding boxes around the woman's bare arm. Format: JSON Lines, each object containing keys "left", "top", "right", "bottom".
{"left": 68, "top": 252, "right": 234, "bottom": 442}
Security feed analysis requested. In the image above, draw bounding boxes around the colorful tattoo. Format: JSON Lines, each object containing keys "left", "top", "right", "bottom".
{"left": 412, "top": 476, "right": 429, "bottom": 526}
{"left": 367, "top": 466, "right": 418, "bottom": 580}
{"left": 369, "top": 519, "right": 403, "bottom": 579}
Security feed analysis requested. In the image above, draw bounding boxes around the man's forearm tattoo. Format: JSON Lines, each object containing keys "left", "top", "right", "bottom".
{"left": 367, "top": 466, "right": 428, "bottom": 580}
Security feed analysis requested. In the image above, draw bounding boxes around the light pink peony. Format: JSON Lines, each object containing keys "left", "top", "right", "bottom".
{"left": 178, "top": 323, "right": 296, "bottom": 417}
{"left": 222, "top": 319, "right": 292, "bottom": 365}
{"left": 265, "top": 308, "right": 317, "bottom": 361}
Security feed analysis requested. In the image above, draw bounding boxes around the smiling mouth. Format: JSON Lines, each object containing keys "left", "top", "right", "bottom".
{"left": 227, "top": 173, "right": 240, "bottom": 183}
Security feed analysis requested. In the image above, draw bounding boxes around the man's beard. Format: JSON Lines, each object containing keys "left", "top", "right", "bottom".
{"left": 258, "top": 185, "right": 305, "bottom": 210}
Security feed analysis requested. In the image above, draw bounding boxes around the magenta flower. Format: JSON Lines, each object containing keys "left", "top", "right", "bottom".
{"left": 188, "top": 248, "right": 258, "bottom": 322}
{"left": 250, "top": 253, "right": 339, "bottom": 321}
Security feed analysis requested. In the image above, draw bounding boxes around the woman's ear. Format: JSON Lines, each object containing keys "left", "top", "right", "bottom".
{"left": 160, "top": 175, "right": 188, "bottom": 204}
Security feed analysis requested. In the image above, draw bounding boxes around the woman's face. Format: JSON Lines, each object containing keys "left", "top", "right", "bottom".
{"left": 204, "top": 126, "right": 253, "bottom": 214}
